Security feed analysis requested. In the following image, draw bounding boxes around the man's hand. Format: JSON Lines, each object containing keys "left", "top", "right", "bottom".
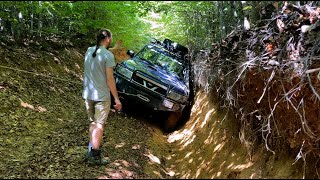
{"left": 113, "top": 98, "right": 122, "bottom": 112}
{"left": 106, "top": 67, "right": 122, "bottom": 112}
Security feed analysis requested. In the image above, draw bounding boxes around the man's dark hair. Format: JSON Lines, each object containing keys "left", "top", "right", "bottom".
{"left": 92, "top": 29, "right": 112, "bottom": 58}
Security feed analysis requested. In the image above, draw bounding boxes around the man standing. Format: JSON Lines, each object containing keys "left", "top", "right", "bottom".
{"left": 82, "top": 29, "right": 122, "bottom": 165}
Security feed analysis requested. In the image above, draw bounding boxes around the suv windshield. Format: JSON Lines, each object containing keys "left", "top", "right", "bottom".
{"left": 137, "top": 46, "right": 184, "bottom": 76}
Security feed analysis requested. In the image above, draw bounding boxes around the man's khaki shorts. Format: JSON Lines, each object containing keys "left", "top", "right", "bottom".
{"left": 85, "top": 99, "right": 111, "bottom": 125}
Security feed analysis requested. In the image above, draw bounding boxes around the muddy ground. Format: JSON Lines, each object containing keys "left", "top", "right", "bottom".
{"left": 0, "top": 41, "right": 314, "bottom": 178}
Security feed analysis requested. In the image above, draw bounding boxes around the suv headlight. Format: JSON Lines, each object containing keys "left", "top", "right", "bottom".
{"left": 167, "top": 90, "right": 187, "bottom": 103}
{"left": 116, "top": 64, "right": 133, "bottom": 79}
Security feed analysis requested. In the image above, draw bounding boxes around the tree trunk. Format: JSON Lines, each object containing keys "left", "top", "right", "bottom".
{"left": 11, "top": 3, "right": 17, "bottom": 39}
{"left": 208, "top": 3, "right": 215, "bottom": 43}
{"left": 230, "top": 1, "right": 237, "bottom": 29}
{"left": 237, "top": 1, "right": 244, "bottom": 28}
{"left": 31, "top": 12, "right": 33, "bottom": 37}
{"left": 218, "top": 1, "right": 226, "bottom": 38}
{"left": 38, "top": 1, "right": 42, "bottom": 37}
{"left": 17, "top": 11, "right": 22, "bottom": 41}
{"left": 0, "top": 2, "right": 4, "bottom": 34}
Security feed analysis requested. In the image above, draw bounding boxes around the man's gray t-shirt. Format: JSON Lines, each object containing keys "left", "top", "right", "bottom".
{"left": 82, "top": 46, "right": 116, "bottom": 101}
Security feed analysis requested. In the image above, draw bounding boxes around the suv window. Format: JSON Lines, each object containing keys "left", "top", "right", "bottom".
{"left": 137, "top": 46, "right": 185, "bottom": 77}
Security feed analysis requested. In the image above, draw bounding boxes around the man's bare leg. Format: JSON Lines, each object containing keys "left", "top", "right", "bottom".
{"left": 89, "top": 122, "right": 104, "bottom": 150}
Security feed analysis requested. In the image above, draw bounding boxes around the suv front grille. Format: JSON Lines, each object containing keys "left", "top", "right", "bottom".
{"left": 132, "top": 72, "right": 168, "bottom": 95}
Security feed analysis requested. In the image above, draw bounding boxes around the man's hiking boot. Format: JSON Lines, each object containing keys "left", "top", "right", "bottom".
{"left": 84, "top": 148, "right": 110, "bottom": 165}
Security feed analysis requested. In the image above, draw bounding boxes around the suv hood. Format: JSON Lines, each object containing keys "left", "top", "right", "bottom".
{"left": 123, "top": 58, "right": 189, "bottom": 96}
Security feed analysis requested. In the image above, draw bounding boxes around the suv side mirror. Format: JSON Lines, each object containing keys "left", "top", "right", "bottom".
{"left": 127, "top": 50, "right": 135, "bottom": 58}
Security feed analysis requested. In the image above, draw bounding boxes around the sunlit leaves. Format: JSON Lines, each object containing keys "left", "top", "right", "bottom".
{"left": 0, "top": 1, "right": 285, "bottom": 52}
{"left": 242, "top": 5, "right": 253, "bottom": 11}
{"left": 0, "top": 1, "right": 153, "bottom": 50}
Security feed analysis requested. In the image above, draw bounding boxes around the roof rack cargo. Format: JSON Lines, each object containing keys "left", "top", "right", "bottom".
{"left": 150, "top": 38, "right": 189, "bottom": 61}
{"left": 162, "top": 39, "right": 188, "bottom": 59}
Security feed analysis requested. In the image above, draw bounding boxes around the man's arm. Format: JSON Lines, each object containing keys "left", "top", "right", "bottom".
{"left": 106, "top": 67, "right": 122, "bottom": 111}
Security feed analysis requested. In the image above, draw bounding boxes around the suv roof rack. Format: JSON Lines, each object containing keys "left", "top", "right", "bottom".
{"left": 150, "top": 38, "right": 189, "bottom": 60}
{"left": 163, "top": 39, "right": 188, "bottom": 59}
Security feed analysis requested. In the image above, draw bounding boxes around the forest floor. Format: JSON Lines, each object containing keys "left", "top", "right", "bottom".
{"left": 0, "top": 41, "right": 310, "bottom": 178}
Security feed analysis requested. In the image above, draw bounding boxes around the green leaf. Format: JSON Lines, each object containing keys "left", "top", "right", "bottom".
{"left": 243, "top": 6, "right": 252, "bottom": 11}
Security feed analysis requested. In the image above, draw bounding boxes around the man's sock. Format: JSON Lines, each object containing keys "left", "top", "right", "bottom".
{"left": 88, "top": 142, "right": 92, "bottom": 152}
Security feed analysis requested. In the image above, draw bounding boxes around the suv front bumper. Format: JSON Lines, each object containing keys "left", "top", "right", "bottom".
{"left": 114, "top": 72, "right": 186, "bottom": 112}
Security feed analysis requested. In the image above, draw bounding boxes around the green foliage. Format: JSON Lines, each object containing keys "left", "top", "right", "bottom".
{"left": 0, "top": 1, "right": 152, "bottom": 51}
{"left": 0, "top": 1, "right": 310, "bottom": 52}
{"left": 141, "top": 1, "right": 220, "bottom": 50}
{"left": 140, "top": 1, "right": 300, "bottom": 51}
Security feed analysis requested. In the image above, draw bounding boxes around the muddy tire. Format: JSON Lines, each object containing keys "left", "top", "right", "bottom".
{"left": 164, "top": 111, "right": 182, "bottom": 132}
